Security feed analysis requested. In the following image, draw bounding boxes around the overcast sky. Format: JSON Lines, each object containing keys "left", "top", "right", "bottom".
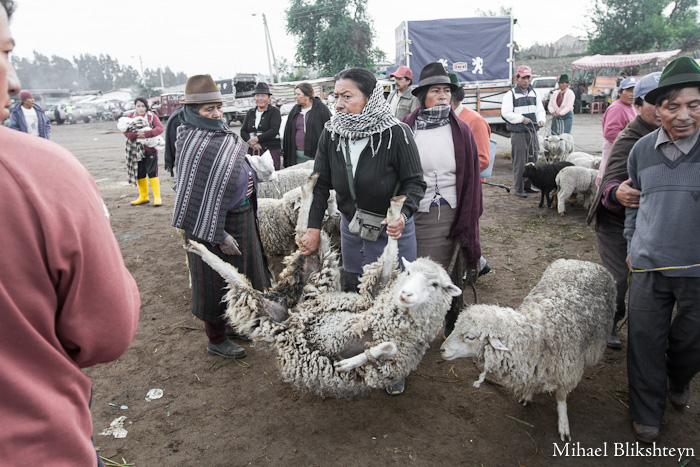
{"left": 10, "top": 0, "right": 599, "bottom": 81}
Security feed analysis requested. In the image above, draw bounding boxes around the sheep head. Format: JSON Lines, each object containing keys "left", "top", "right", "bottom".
{"left": 394, "top": 258, "right": 461, "bottom": 322}
{"left": 440, "top": 304, "right": 512, "bottom": 360}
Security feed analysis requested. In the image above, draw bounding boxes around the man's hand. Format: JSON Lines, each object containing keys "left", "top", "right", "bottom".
{"left": 616, "top": 179, "right": 640, "bottom": 208}
{"left": 220, "top": 233, "right": 241, "bottom": 256}
{"left": 299, "top": 228, "right": 321, "bottom": 256}
{"left": 522, "top": 117, "right": 532, "bottom": 125}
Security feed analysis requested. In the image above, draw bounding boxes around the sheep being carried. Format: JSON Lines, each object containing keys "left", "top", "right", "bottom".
{"left": 187, "top": 174, "right": 461, "bottom": 397}
{"left": 441, "top": 259, "right": 615, "bottom": 441}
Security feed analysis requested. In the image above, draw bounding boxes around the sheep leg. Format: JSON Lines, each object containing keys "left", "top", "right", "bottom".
{"left": 295, "top": 173, "right": 320, "bottom": 239}
{"left": 187, "top": 240, "right": 249, "bottom": 288}
{"left": 557, "top": 186, "right": 573, "bottom": 216}
{"left": 556, "top": 389, "right": 571, "bottom": 441}
{"left": 378, "top": 195, "right": 405, "bottom": 283}
{"left": 519, "top": 393, "right": 533, "bottom": 406}
{"left": 334, "top": 342, "right": 398, "bottom": 373}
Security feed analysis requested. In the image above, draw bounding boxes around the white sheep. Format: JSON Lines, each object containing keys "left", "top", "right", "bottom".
{"left": 257, "top": 187, "right": 340, "bottom": 259}
{"left": 555, "top": 166, "right": 598, "bottom": 215}
{"left": 562, "top": 151, "right": 602, "bottom": 170}
{"left": 441, "top": 259, "right": 615, "bottom": 441}
{"left": 187, "top": 196, "right": 462, "bottom": 397}
{"left": 544, "top": 133, "right": 574, "bottom": 162}
{"left": 257, "top": 166, "right": 313, "bottom": 199}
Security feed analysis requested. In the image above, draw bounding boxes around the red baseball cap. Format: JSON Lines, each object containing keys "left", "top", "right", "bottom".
{"left": 517, "top": 65, "right": 532, "bottom": 77}
{"left": 390, "top": 66, "right": 413, "bottom": 80}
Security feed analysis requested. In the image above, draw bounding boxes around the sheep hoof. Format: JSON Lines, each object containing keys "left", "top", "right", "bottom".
{"left": 560, "top": 432, "right": 571, "bottom": 442}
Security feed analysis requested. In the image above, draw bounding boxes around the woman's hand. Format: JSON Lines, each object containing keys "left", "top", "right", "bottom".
{"left": 220, "top": 233, "right": 241, "bottom": 256}
{"left": 247, "top": 137, "right": 259, "bottom": 146}
{"left": 299, "top": 228, "right": 321, "bottom": 256}
{"left": 137, "top": 130, "right": 146, "bottom": 139}
{"left": 383, "top": 215, "right": 405, "bottom": 240}
{"left": 252, "top": 143, "right": 263, "bottom": 152}
{"left": 616, "top": 179, "right": 640, "bottom": 208}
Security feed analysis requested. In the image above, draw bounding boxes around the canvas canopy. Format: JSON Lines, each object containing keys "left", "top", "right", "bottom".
{"left": 571, "top": 50, "right": 681, "bottom": 70}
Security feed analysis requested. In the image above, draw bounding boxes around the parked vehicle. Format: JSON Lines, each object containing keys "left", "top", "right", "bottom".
{"left": 395, "top": 16, "right": 516, "bottom": 136}
{"left": 155, "top": 93, "right": 184, "bottom": 120}
{"left": 216, "top": 75, "right": 257, "bottom": 125}
{"left": 72, "top": 103, "right": 97, "bottom": 123}
{"left": 531, "top": 76, "right": 558, "bottom": 109}
{"left": 46, "top": 104, "right": 69, "bottom": 124}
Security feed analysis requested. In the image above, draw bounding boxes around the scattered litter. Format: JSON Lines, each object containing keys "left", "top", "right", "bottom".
{"left": 145, "top": 388, "right": 164, "bottom": 401}
{"left": 99, "top": 416, "right": 128, "bottom": 438}
{"left": 108, "top": 403, "right": 129, "bottom": 410}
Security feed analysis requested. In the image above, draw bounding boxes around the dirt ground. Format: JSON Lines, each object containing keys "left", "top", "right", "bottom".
{"left": 50, "top": 114, "right": 699, "bottom": 466}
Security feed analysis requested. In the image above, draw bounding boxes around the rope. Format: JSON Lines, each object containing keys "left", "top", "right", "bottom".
{"left": 630, "top": 264, "right": 700, "bottom": 273}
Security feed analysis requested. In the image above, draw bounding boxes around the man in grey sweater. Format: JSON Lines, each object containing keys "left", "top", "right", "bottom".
{"left": 624, "top": 56, "right": 700, "bottom": 444}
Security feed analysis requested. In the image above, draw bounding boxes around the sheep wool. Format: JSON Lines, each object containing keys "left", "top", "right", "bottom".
{"left": 442, "top": 259, "right": 615, "bottom": 440}
{"left": 555, "top": 166, "right": 599, "bottom": 215}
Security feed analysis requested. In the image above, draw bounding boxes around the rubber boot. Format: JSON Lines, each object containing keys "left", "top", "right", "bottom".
{"left": 131, "top": 178, "right": 150, "bottom": 205}
{"left": 150, "top": 177, "right": 162, "bottom": 207}
{"left": 342, "top": 269, "right": 361, "bottom": 293}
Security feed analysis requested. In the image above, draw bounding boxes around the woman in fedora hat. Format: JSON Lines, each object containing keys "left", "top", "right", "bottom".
{"left": 282, "top": 82, "right": 332, "bottom": 167}
{"left": 173, "top": 74, "right": 272, "bottom": 359}
{"left": 402, "top": 62, "right": 483, "bottom": 340}
{"left": 548, "top": 74, "right": 575, "bottom": 134}
{"left": 241, "top": 82, "right": 282, "bottom": 169}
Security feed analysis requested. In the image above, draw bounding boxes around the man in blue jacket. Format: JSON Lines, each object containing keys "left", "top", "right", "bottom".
{"left": 9, "top": 90, "right": 51, "bottom": 139}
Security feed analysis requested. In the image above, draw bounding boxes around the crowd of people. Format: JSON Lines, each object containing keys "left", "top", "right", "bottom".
{"left": 2, "top": 0, "right": 699, "bottom": 459}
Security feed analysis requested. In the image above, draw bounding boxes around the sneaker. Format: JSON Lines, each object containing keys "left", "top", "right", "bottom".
{"left": 386, "top": 378, "right": 405, "bottom": 395}
{"left": 632, "top": 421, "right": 659, "bottom": 444}
{"left": 515, "top": 192, "right": 527, "bottom": 198}
{"left": 207, "top": 339, "right": 246, "bottom": 358}
{"left": 668, "top": 383, "right": 690, "bottom": 410}
{"left": 225, "top": 327, "right": 251, "bottom": 341}
{"left": 464, "top": 262, "right": 492, "bottom": 282}
{"left": 607, "top": 323, "right": 622, "bottom": 349}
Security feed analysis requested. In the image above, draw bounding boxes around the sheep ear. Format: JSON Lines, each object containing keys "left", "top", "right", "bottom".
{"left": 445, "top": 283, "right": 462, "bottom": 297}
{"left": 401, "top": 257, "right": 411, "bottom": 269}
{"left": 489, "top": 337, "right": 510, "bottom": 351}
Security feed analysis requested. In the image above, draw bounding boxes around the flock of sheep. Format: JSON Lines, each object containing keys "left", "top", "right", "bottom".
{"left": 186, "top": 164, "right": 618, "bottom": 442}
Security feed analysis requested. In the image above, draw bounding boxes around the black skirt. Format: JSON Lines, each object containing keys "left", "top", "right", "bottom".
{"left": 185, "top": 202, "right": 271, "bottom": 324}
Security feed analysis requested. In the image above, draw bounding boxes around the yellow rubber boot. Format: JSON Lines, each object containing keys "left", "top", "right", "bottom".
{"left": 150, "top": 177, "right": 162, "bottom": 207}
{"left": 131, "top": 178, "right": 150, "bottom": 205}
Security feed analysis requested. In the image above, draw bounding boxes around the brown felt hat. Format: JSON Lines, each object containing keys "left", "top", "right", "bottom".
{"left": 412, "top": 62, "right": 458, "bottom": 96}
{"left": 180, "top": 74, "right": 225, "bottom": 104}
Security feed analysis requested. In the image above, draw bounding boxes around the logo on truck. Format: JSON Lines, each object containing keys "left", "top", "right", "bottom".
{"left": 453, "top": 62, "right": 468, "bottom": 72}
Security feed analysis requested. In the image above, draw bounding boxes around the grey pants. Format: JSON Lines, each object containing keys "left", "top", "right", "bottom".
{"left": 627, "top": 272, "right": 700, "bottom": 426}
{"left": 511, "top": 132, "right": 538, "bottom": 195}
{"left": 595, "top": 214, "right": 628, "bottom": 322}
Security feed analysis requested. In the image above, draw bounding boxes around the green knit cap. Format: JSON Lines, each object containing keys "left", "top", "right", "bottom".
{"left": 645, "top": 56, "right": 700, "bottom": 104}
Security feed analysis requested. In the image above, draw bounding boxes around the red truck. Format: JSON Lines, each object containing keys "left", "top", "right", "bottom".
{"left": 154, "top": 92, "right": 184, "bottom": 120}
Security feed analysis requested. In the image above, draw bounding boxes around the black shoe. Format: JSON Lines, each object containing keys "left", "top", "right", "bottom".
{"left": 207, "top": 339, "right": 246, "bottom": 358}
{"left": 668, "top": 383, "right": 690, "bottom": 410}
{"left": 607, "top": 323, "right": 622, "bottom": 349}
{"left": 225, "top": 327, "right": 251, "bottom": 341}
{"left": 386, "top": 378, "right": 405, "bottom": 395}
{"left": 524, "top": 187, "right": 539, "bottom": 193}
{"left": 632, "top": 421, "right": 659, "bottom": 444}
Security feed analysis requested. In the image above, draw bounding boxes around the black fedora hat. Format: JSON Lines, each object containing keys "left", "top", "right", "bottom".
{"left": 645, "top": 56, "right": 700, "bottom": 104}
{"left": 253, "top": 82, "right": 272, "bottom": 95}
{"left": 412, "top": 62, "right": 459, "bottom": 96}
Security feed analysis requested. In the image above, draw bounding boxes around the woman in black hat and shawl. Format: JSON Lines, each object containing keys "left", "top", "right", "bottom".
{"left": 172, "top": 74, "right": 271, "bottom": 359}
{"left": 402, "top": 62, "right": 483, "bottom": 338}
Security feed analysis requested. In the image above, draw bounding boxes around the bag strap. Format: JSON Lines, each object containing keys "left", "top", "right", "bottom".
{"left": 343, "top": 138, "right": 400, "bottom": 206}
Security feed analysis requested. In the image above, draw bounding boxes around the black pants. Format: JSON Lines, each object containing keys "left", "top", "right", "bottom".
{"left": 137, "top": 151, "right": 158, "bottom": 179}
{"left": 595, "top": 214, "right": 628, "bottom": 322}
{"left": 627, "top": 272, "right": 700, "bottom": 426}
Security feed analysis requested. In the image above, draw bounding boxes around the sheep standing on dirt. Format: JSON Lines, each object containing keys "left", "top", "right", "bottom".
{"left": 544, "top": 133, "right": 574, "bottom": 161}
{"left": 522, "top": 161, "right": 573, "bottom": 208}
{"left": 555, "top": 166, "right": 598, "bottom": 215}
{"left": 441, "top": 259, "right": 615, "bottom": 441}
{"left": 562, "top": 151, "right": 602, "bottom": 170}
{"left": 187, "top": 195, "right": 462, "bottom": 397}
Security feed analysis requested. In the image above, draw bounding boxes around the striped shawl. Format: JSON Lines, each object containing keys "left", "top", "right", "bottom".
{"left": 172, "top": 124, "right": 248, "bottom": 244}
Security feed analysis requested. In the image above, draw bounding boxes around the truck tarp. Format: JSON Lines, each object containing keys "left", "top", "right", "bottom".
{"left": 395, "top": 16, "right": 513, "bottom": 83}
{"left": 571, "top": 50, "right": 681, "bottom": 70}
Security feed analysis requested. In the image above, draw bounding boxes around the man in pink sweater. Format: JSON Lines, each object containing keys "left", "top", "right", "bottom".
{"left": 0, "top": 2, "right": 140, "bottom": 465}
{"left": 598, "top": 76, "right": 638, "bottom": 186}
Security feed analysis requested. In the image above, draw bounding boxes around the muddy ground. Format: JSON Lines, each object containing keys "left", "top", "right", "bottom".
{"left": 48, "top": 114, "right": 699, "bottom": 466}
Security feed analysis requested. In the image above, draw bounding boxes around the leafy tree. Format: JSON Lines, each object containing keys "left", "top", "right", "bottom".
{"left": 587, "top": 0, "right": 700, "bottom": 54}
{"left": 286, "top": 0, "right": 377, "bottom": 75}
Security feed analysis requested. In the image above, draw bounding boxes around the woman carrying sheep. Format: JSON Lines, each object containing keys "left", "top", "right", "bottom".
{"left": 240, "top": 82, "right": 282, "bottom": 170}
{"left": 402, "top": 62, "right": 483, "bottom": 339}
{"left": 122, "top": 97, "right": 164, "bottom": 206}
{"left": 172, "top": 74, "right": 272, "bottom": 359}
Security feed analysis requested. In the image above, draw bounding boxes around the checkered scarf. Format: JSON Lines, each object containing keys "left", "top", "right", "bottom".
{"left": 124, "top": 118, "right": 149, "bottom": 185}
{"left": 324, "top": 81, "right": 408, "bottom": 156}
{"left": 414, "top": 105, "right": 451, "bottom": 131}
